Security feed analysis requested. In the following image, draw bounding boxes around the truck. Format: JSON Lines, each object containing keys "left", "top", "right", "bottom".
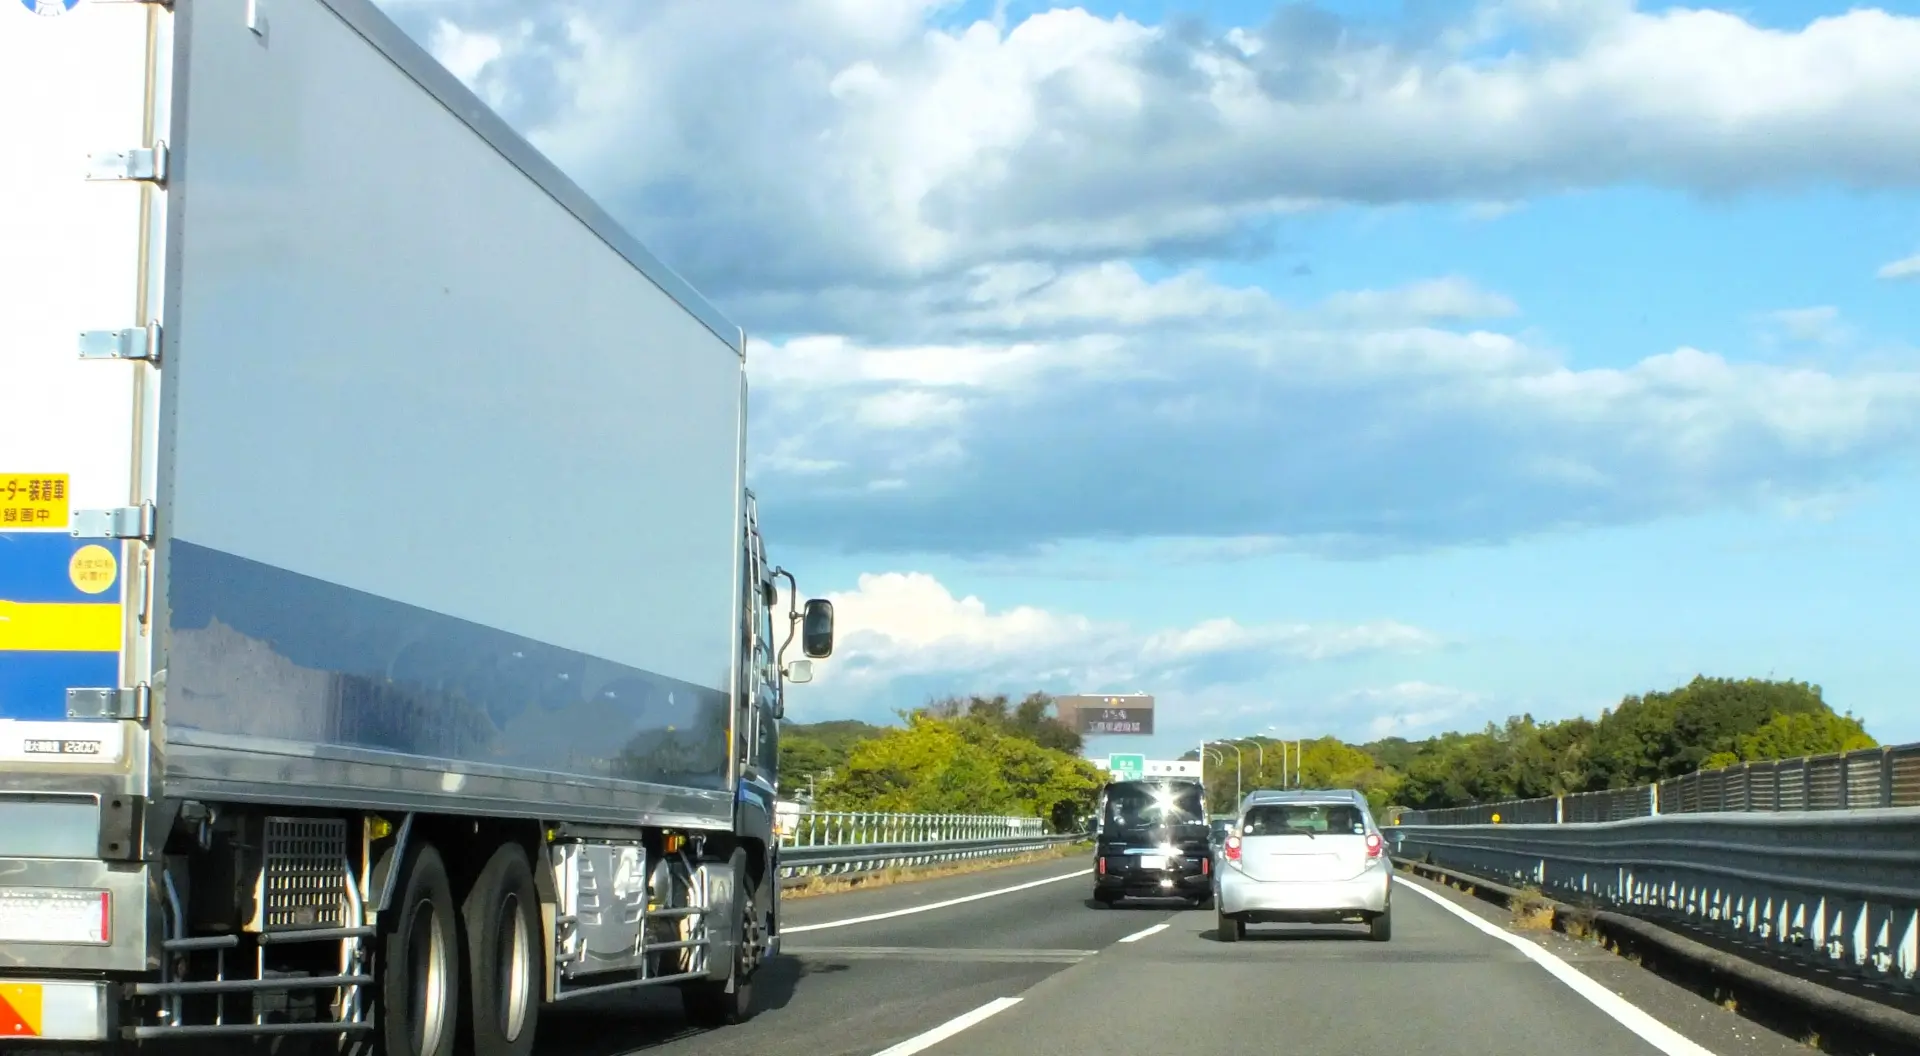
{"left": 0, "top": 0, "right": 836, "bottom": 1051}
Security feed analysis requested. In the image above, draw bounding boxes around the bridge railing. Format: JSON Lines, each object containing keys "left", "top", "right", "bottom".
{"left": 774, "top": 810, "right": 1075, "bottom": 880}
{"left": 1386, "top": 808, "right": 1920, "bottom": 996}
{"left": 1392, "top": 741, "right": 1920, "bottom": 826}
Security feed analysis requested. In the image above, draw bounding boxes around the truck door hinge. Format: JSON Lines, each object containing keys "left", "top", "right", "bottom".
{"left": 68, "top": 685, "right": 153, "bottom": 722}
{"left": 78, "top": 324, "right": 162, "bottom": 363}
{"left": 71, "top": 503, "right": 156, "bottom": 542}
{"left": 86, "top": 143, "right": 169, "bottom": 185}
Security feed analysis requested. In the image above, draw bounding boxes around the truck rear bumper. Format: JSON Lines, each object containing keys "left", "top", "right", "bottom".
{"left": 0, "top": 979, "right": 112, "bottom": 1041}
{"left": 0, "top": 856, "right": 154, "bottom": 974}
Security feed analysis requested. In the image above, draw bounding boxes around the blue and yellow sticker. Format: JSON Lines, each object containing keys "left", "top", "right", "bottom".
{"left": 19, "top": 1, "right": 84, "bottom": 17}
{"left": 0, "top": 532, "right": 123, "bottom": 721}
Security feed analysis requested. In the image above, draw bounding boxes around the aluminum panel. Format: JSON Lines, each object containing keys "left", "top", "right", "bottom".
{"left": 161, "top": 0, "right": 745, "bottom": 700}
{"left": 162, "top": 541, "right": 733, "bottom": 816}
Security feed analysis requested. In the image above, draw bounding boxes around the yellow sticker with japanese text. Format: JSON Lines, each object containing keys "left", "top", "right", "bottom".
{"left": 0, "top": 474, "right": 70, "bottom": 531}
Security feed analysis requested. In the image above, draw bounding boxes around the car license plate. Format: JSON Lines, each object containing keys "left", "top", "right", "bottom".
{"left": 0, "top": 889, "right": 110, "bottom": 945}
{"left": 1136, "top": 855, "right": 1166, "bottom": 869}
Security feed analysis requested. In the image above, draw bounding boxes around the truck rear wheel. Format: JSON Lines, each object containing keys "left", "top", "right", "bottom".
{"left": 461, "top": 843, "right": 542, "bottom": 1056}
{"left": 378, "top": 843, "right": 461, "bottom": 1056}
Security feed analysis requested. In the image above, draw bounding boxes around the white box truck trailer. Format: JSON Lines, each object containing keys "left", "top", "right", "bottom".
{"left": 0, "top": 0, "right": 837, "bottom": 1050}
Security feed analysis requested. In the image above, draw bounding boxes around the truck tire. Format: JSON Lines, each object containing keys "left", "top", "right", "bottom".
{"left": 377, "top": 843, "right": 461, "bottom": 1056}
{"left": 681, "top": 851, "right": 754, "bottom": 1028}
{"left": 460, "top": 843, "right": 542, "bottom": 1056}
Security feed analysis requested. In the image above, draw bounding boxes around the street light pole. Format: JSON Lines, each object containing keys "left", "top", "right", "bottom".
{"left": 1200, "top": 747, "right": 1227, "bottom": 813}
{"left": 1206, "top": 739, "right": 1245, "bottom": 806}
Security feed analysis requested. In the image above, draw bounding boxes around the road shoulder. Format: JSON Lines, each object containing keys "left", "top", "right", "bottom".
{"left": 1396, "top": 871, "right": 1811, "bottom": 1056}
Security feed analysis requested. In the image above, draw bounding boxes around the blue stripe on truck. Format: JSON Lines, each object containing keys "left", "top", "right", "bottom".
{"left": 0, "top": 650, "right": 120, "bottom": 721}
{"left": 0, "top": 532, "right": 120, "bottom": 604}
{"left": 165, "top": 540, "right": 731, "bottom": 789}
{"left": 0, "top": 532, "right": 123, "bottom": 718}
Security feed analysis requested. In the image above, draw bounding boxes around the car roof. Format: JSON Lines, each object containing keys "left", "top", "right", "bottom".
{"left": 1238, "top": 788, "right": 1370, "bottom": 810}
{"left": 1106, "top": 777, "right": 1203, "bottom": 790}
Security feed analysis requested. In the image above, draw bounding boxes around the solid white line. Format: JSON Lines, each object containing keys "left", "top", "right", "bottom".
{"left": 1117, "top": 922, "right": 1170, "bottom": 943}
{"left": 783, "top": 869, "right": 1092, "bottom": 934}
{"left": 870, "top": 997, "right": 1022, "bottom": 1056}
{"left": 1400, "top": 880, "right": 1719, "bottom": 1056}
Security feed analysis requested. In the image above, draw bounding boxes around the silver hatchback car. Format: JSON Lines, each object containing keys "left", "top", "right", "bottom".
{"left": 1213, "top": 789, "right": 1392, "bottom": 942}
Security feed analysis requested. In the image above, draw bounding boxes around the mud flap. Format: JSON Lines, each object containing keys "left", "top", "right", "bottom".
{"left": 694, "top": 852, "right": 743, "bottom": 984}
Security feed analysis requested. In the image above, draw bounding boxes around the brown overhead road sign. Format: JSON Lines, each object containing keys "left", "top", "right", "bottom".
{"left": 1057, "top": 694, "right": 1155, "bottom": 736}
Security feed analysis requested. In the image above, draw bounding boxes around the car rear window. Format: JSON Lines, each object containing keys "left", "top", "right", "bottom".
{"left": 1242, "top": 802, "right": 1368, "bottom": 835}
{"left": 1105, "top": 782, "right": 1205, "bottom": 829}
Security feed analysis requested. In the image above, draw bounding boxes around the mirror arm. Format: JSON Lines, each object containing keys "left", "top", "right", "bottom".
{"left": 771, "top": 566, "right": 801, "bottom": 675}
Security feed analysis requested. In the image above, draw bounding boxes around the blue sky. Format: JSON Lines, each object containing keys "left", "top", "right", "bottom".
{"left": 379, "top": 0, "right": 1920, "bottom": 755}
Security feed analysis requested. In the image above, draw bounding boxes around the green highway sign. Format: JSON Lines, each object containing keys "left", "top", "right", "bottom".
{"left": 1108, "top": 753, "right": 1146, "bottom": 781}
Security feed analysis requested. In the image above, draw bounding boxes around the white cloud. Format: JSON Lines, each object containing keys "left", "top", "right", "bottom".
{"left": 1321, "top": 277, "right": 1521, "bottom": 324}
{"left": 377, "top": 1, "right": 1920, "bottom": 299}
{"left": 798, "top": 571, "right": 1441, "bottom": 723}
{"left": 362, "top": 1, "right": 1920, "bottom": 557}
{"left": 747, "top": 268, "right": 1920, "bottom": 555}
{"left": 1338, "top": 682, "right": 1489, "bottom": 739}
{"left": 1879, "top": 253, "right": 1920, "bottom": 281}
{"left": 1764, "top": 306, "right": 1845, "bottom": 345}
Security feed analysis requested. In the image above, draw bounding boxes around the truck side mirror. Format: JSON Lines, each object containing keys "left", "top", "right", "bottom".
{"left": 785, "top": 659, "right": 814, "bottom": 685}
{"left": 801, "top": 599, "right": 835, "bottom": 658}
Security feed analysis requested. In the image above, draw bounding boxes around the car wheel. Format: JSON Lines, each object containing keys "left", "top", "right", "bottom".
{"left": 1367, "top": 909, "right": 1392, "bottom": 942}
{"left": 1193, "top": 891, "right": 1214, "bottom": 910}
{"left": 1216, "top": 910, "right": 1241, "bottom": 943}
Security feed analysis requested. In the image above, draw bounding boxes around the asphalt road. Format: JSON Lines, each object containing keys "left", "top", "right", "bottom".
{"left": 533, "top": 859, "right": 1819, "bottom": 1056}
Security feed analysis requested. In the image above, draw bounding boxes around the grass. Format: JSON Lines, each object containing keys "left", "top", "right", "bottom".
{"left": 782, "top": 841, "right": 1091, "bottom": 899}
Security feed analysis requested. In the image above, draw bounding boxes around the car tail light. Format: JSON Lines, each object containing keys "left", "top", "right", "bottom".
{"left": 1098, "top": 857, "right": 1106, "bottom": 875}
{"left": 1365, "top": 832, "right": 1383, "bottom": 858}
{"left": 1224, "top": 836, "right": 1241, "bottom": 862}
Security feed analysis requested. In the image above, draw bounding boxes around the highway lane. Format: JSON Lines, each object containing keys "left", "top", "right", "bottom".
{"left": 896, "top": 873, "right": 1817, "bottom": 1056}
{"left": 533, "top": 856, "right": 1177, "bottom": 1056}
{"left": 535, "top": 858, "right": 1821, "bottom": 1056}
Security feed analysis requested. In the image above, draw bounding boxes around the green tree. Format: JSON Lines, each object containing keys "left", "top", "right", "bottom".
{"left": 1585, "top": 676, "right": 1837, "bottom": 785}
{"left": 815, "top": 712, "right": 1101, "bottom": 828}
{"left": 1703, "top": 709, "right": 1877, "bottom": 767}
{"left": 778, "top": 718, "right": 885, "bottom": 796}
{"left": 914, "top": 692, "right": 1084, "bottom": 754}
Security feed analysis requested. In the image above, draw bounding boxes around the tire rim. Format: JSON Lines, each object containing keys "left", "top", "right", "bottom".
{"left": 496, "top": 892, "right": 532, "bottom": 1042}
{"left": 406, "top": 897, "right": 451, "bottom": 1056}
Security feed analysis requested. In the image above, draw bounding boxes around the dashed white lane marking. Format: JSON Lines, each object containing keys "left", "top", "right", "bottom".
{"left": 1402, "top": 879, "right": 1719, "bottom": 1056}
{"left": 870, "top": 996, "right": 1023, "bottom": 1056}
{"left": 1117, "top": 922, "right": 1170, "bottom": 943}
{"left": 783, "top": 869, "right": 1093, "bottom": 934}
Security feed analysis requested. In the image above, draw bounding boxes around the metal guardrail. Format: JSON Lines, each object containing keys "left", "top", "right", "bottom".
{"left": 781, "top": 833, "right": 1087, "bottom": 880}
{"left": 779, "top": 811, "right": 1045, "bottom": 847}
{"left": 1393, "top": 741, "right": 1920, "bottom": 826}
{"left": 1388, "top": 809, "right": 1920, "bottom": 994}
{"left": 774, "top": 811, "right": 1074, "bottom": 879}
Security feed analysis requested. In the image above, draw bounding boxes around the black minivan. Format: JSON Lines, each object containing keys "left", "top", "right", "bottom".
{"left": 1091, "top": 778, "right": 1214, "bottom": 907}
